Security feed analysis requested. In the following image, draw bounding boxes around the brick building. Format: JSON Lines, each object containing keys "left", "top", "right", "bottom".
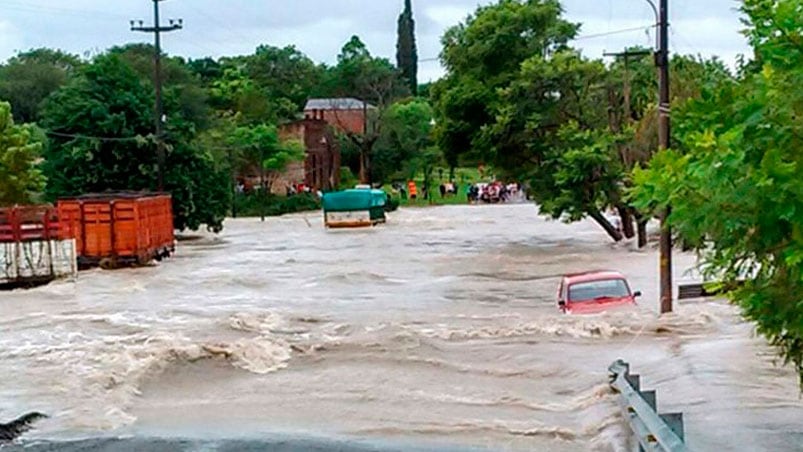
{"left": 279, "top": 118, "right": 341, "bottom": 192}
{"left": 304, "top": 98, "right": 376, "bottom": 135}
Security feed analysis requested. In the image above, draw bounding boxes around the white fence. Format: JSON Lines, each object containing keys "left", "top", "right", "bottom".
{"left": 0, "top": 239, "right": 77, "bottom": 285}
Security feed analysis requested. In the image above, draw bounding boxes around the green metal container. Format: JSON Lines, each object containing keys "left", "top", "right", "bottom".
{"left": 322, "top": 189, "right": 388, "bottom": 228}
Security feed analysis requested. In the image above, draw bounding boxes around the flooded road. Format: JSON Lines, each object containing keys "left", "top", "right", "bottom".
{"left": 1, "top": 205, "right": 801, "bottom": 451}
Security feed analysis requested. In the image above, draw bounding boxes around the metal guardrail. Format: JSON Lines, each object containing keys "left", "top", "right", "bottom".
{"left": 609, "top": 360, "right": 688, "bottom": 452}
{"left": 678, "top": 284, "right": 707, "bottom": 300}
{"left": 678, "top": 280, "right": 745, "bottom": 300}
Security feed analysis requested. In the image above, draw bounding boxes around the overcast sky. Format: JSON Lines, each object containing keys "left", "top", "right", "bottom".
{"left": 0, "top": 0, "right": 749, "bottom": 81}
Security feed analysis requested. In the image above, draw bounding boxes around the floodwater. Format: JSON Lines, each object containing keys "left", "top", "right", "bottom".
{"left": 0, "top": 205, "right": 801, "bottom": 451}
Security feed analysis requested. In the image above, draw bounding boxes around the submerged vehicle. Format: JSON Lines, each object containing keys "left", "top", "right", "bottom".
{"left": 322, "top": 189, "right": 388, "bottom": 229}
{"left": 557, "top": 270, "right": 641, "bottom": 314}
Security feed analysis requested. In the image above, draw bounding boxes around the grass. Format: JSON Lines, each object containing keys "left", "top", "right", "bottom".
{"left": 382, "top": 167, "right": 496, "bottom": 208}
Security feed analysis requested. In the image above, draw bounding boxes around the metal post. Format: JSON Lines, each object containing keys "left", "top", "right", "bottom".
{"left": 153, "top": 0, "right": 165, "bottom": 191}
{"left": 657, "top": 0, "right": 673, "bottom": 313}
{"left": 260, "top": 147, "right": 266, "bottom": 223}
{"left": 229, "top": 148, "right": 238, "bottom": 218}
{"left": 131, "top": 0, "right": 182, "bottom": 192}
{"left": 361, "top": 99, "right": 369, "bottom": 184}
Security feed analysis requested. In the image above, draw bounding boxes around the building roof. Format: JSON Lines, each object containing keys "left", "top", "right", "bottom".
{"left": 305, "top": 98, "right": 376, "bottom": 111}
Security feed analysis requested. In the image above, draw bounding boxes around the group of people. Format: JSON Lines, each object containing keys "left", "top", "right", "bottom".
{"left": 392, "top": 181, "right": 460, "bottom": 200}
{"left": 235, "top": 179, "right": 314, "bottom": 197}
{"left": 391, "top": 180, "right": 527, "bottom": 204}
{"left": 467, "top": 182, "right": 525, "bottom": 204}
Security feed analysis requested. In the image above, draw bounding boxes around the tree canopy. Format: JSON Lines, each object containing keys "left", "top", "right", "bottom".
{"left": 0, "top": 102, "right": 46, "bottom": 206}
{"left": 40, "top": 53, "right": 229, "bottom": 232}
{"left": 432, "top": 0, "right": 578, "bottom": 168}
{"left": 396, "top": 0, "right": 418, "bottom": 95}
{"left": 373, "top": 98, "right": 434, "bottom": 184}
{"left": 632, "top": 0, "right": 803, "bottom": 384}
{"left": 432, "top": 0, "right": 732, "bottom": 242}
{"left": 0, "top": 48, "right": 83, "bottom": 123}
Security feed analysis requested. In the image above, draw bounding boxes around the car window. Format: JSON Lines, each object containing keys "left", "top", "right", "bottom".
{"left": 568, "top": 279, "right": 630, "bottom": 302}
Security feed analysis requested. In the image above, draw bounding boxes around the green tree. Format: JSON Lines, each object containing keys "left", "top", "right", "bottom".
{"left": 487, "top": 49, "right": 626, "bottom": 240}
{"left": 432, "top": 0, "right": 578, "bottom": 170}
{"left": 109, "top": 44, "right": 211, "bottom": 133}
{"left": 0, "top": 48, "right": 82, "bottom": 123}
{"left": 0, "top": 102, "right": 46, "bottom": 206}
{"left": 373, "top": 98, "right": 434, "bottom": 184}
{"left": 408, "top": 146, "right": 443, "bottom": 201}
{"left": 228, "top": 123, "right": 304, "bottom": 221}
{"left": 210, "top": 63, "right": 278, "bottom": 125}
{"left": 325, "top": 36, "right": 409, "bottom": 183}
{"left": 632, "top": 0, "right": 803, "bottom": 384}
{"left": 245, "top": 45, "right": 326, "bottom": 120}
{"left": 187, "top": 57, "right": 223, "bottom": 86}
{"left": 41, "top": 53, "right": 229, "bottom": 231}
{"left": 396, "top": 0, "right": 418, "bottom": 95}
{"left": 326, "top": 36, "right": 409, "bottom": 106}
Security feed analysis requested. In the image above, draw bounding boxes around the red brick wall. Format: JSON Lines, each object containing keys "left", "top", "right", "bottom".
{"left": 278, "top": 118, "right": 341, "bottom": 191}
{"left": 304, "top": 108, "right": 366, "bottom": 135}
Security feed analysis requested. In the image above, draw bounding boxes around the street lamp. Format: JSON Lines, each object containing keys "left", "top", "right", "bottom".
{"left": 643, "top": 0, "right": 658, "bottom": 24}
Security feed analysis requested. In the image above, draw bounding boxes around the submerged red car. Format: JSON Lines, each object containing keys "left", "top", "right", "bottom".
{"left": 557, "top": 271, "right": 641, "bottom": 314}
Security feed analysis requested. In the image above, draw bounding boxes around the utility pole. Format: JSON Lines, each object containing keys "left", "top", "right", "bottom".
{"left": 656, "top": 0, "right": 673, "bottom": 314}
{"left": 131, "top": 0, "right": 182, "bottom": 192}
{"left": 603, "top": 49, "right": 651, "bottom": 130}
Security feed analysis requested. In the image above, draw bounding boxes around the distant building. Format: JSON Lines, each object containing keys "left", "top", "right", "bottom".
{"left": 304, "top": 98, "right": 376, "bottom": 135}
{"left": 278, "top": 118, "right": 341, "bottom": 192}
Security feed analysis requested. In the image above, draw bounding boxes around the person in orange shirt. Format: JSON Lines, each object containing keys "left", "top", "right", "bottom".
{"left": 407, "top": 180, "right": 418, "bottom": 200}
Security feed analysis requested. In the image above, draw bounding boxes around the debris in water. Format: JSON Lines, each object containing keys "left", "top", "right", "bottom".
{"left": 0, "top": 412, "right": 48, "bottom": 443}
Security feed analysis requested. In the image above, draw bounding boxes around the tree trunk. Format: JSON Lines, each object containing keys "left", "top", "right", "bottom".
{"left": 423, "top": 167, "right": 431, "bottom": 202}
{"left": 616, "top": 204, "right": 635, "bottom": 239}
{"left": 359, "top": 150, "right": 368, "bottom": 184}
{"left": 358, "top": 145, "right": 373, "bottom": 185}
{"left": 259, "top": 167, "right": 266, "bottom": 223}
{"left": 633, "top": 209, "right": 648, "bottom": 248}
{"left": 588, "top": 209, "right": 624, "bottom": 242}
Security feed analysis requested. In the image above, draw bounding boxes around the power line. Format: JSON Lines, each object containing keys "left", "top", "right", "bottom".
{"left": 0, "top": 0, "right": 127, "bottom": 20}
{"left": 419, "top": 24, "right": 659, "bottom": 62}
{"left": 571, "top": 24, "right": 658, "bottom": 42}
{"left": 43, "top": 131, "right": 290, "bottom": 153}
{"left": 44, "top": 131, "right": 147, "bottom": 142}
{"left": 181, "top": 2, "right": 260, "bottom": 54}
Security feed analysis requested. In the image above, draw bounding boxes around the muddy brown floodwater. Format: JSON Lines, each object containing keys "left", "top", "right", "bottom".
{"left": 0, "top": 205, "right": 801, "bottom": 451}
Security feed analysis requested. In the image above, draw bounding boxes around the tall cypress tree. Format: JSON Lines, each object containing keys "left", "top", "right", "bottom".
{"left": 396, "top": 0, "right": 418, "bottom": 96}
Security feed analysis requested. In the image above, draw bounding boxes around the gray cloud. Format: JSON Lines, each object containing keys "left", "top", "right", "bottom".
{"left": 0, "top": 0, "right": 750, "bottom": 81}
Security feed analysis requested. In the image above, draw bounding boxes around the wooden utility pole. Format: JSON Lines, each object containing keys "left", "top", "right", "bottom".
{"left": 657, "top": 0, "right": 673, "bottom": 313}
{"left": 604, "top": 50, "right": 651, "bottom": 128}
{"left": 131, "top": 0, "right": 182, "bottom": 191}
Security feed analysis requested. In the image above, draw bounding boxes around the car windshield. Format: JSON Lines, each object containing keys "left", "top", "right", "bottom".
{"left": 568, "top": 279, "right": 630, "bottom": 302}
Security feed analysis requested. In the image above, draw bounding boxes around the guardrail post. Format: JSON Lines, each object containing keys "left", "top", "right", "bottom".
{"left": 609, "top": 359, "right": 689, "bottom": 452}
{"left": 661, "top": 413, "right": 685, "bottom": 442}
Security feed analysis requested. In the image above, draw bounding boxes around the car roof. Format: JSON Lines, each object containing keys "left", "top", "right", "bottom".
{"left": 563, "top": 270, "right": 627, "bottom": 284}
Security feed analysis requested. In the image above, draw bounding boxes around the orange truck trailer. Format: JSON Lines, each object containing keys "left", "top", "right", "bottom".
{"left": 57, "top": 192, "right": 175, "bottom": 269}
